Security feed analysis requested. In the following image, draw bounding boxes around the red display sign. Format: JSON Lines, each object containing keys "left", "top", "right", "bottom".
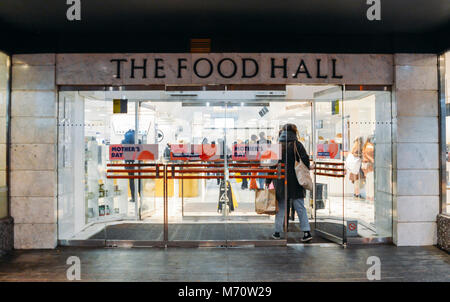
{"left": 109, "top": 144, "right": 158, "bottom": 161}
{"left": 316, "top": 143, "right": 340, "bottom": 159}
{"left": 170, "top": 144, "right": 221, "bottom": 161}
{"left": 232, "top": 144, "right": 281, "bottom": 161}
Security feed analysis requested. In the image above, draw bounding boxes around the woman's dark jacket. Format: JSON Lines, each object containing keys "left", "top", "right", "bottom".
{"left": 266, "top": 130, "right": 310, "bottom": 202}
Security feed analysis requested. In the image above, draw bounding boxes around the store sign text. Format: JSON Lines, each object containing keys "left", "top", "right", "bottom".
{"left": 110, "top": 57, "right": 343, "bottom": 80}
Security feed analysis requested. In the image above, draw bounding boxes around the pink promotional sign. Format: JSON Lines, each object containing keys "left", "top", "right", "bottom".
{"left": 232, "top": 144, "right": 281, "bottom": 161}
{"left": 109, "top": 144, "right": 159, "bottom": 161}
{"left": 316, "top": 143, "right": 340, "bottom": 159}
{"left": 167, "top": 143, "right": 281, "bottom": 161}
{"left": 170, "top": 144, "right": 221, "bottom": 161}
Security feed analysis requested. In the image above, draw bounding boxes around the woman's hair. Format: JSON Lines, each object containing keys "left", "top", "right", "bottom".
{"left": 281, "top": 123, "right": 299, "bottom": 138}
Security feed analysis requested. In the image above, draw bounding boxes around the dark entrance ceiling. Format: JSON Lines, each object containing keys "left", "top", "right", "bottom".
{"left": 0, "top": 0, "right": 449, "bottom": 54}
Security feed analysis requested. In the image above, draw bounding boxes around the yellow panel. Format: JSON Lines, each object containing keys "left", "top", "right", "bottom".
{"left": 178, "top": 173, "right": 199, "bottom": 197}
{"left": 155, "top": 178, "right": 174, "bottom": 197}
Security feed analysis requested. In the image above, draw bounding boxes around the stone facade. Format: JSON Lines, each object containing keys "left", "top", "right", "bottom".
{"left": 10, "top": 54, "right": 57, "bottom": 249}
{"left": 7, "top": 53, "right": 444, "bottom": 248}
{"left": 393, "top": 54, "right": 440, "bottom": 246}
{"left": 437, "top": 214, "right": 449, "bottom": 252}
{"left": 0, "top": 217, "right": 13, "bottom": 252}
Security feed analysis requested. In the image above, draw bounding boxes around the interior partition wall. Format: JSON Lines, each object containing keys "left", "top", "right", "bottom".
{"left": 57, "top": 85, "right": 393, "bottom": 246}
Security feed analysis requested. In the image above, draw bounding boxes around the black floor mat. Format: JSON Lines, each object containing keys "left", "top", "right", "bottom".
{"left": 88, "top": 222, "right": 333, "bottom": 243}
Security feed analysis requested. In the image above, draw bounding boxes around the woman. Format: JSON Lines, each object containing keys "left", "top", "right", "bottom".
{"left": 348, "top": 137, "right": 363, "bottom": 199}
{"left": 267, "top": 124, "right": 312, "bottom": 242}
{"left": 362, "top": 136, "right": 375, "bottom": 201}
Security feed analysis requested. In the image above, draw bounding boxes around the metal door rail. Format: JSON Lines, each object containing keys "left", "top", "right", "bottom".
{"left": 314, "top": 161, "right": 345, "bottom": 178}
{"left": 104, "top": 161, "right": 287, "bottom": 247}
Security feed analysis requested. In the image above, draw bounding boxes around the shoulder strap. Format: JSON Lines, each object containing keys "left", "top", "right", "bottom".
{"left": 293, "top": 141, "right": 300, "bottom": 161}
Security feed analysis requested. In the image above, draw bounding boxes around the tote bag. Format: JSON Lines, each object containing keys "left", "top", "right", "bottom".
{"left": 293, "top": 142, "right": 313, "bottom": 191}
{"left": 345, "top": 153, "right": 361, "bottom": 174}
{"left": 255, "top": 189, "right": 278, "bottom": 215}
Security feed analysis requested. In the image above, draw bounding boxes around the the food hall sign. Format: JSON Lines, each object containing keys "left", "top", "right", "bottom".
{"left": 110, "top": 56, "right": 342, "bottom": 80}
{"left": 56, "top": 53, "right": 394, "bottom": 85}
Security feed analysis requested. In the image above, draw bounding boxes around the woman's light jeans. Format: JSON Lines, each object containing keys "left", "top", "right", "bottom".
{"left": 274, "top": 198, "right": 311, "bottom": 233}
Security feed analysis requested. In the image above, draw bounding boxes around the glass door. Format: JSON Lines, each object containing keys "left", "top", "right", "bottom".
{"left": 223, "top": 100, "right": 312, "bottom": 245}
{"left": 156, "top": 100, "right": 227, "bottom": 242}
{"left": 313, "top": 86, "right": 346, "bottom": 245}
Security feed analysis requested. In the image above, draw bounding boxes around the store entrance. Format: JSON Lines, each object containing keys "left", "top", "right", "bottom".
{"left": 57, "top": 84, "right": 393, "bottom": 246}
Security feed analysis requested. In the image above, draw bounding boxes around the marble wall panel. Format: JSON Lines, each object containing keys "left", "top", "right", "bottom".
{"left": 395, "top": 116, "right": 438, "bottom": 143}
{"left": 14, "top": 223, "right": 57, "bottom": 249}
{"left": 328, "top": 54, "right": 393, "bottom": 85}
{"left": 396, "top": 170, "right": 439, "bottom": 196}
{"left": 12, "top": 91, "right": 57, "bottom": 117}
{"left": 0, "top": 117, "right": 6, "bottom": 144}
{"left": 394, "top": 54, "right": 437, "bottom": 67}
{"left": 13, "top": 54, "right": 55, "bottom": 66}
{"left": 396, "top": 90, "right": 438, "bottom": 117}
{"left": 0, "top": 91, "right": 6, "bottom": 117}
{"left": 12, "top": 66, "right": 55, "bottom": 90}
{"left": 394, "top": 221, "right": 437, "bottom": 246}
{"left": 11, "top": 117, "right": 56, "bottom": 144}
{"left": 11, "top": 197, "right": 56, "bottom": 224}
{"left": 395, "top": 66, "right": 438, "bottom": 91}
{"left": 396, "top": 143, "right": 438, "bottom": 170}
{"left": 0, "top": 144, "right": 5, "bottom": 170}
{"left": 395, "top": 196, "right": 440, "bottom": 223}
{"left": 11, "top": 144, "right": 56, "bottom": 171}
{"left": 0, "top": 171, "right": 5, "bottom": 187}
{"left": 0, "top": 66, "right": 7, "bottom": 89}
{"left": 10, "top": 170, "right": 56, "bottom": 197}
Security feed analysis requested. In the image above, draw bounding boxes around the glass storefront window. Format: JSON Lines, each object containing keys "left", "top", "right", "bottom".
{"left": 57, "top": 85, "right": 393, "bottom": 243}
{"left": 0, "top": 52, "right": 9, "bottom": 220}
{"left": 343, "top": 88, "right": 393, "bottom": 238}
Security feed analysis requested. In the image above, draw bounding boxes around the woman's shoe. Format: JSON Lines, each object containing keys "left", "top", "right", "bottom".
{"left": 271, "top": 232, "right": 281, "bottom": 240}
{"left": 301, "top": 231, "right": 313, "bottom": 242}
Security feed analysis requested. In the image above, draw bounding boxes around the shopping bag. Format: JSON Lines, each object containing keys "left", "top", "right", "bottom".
{"left": 293, "top": 143, "right": 313, "bottom": 191}
{"left": 255, "top": 189, "right": 278, "bottom": 215}
{"left": 345, "top": 153, "right": 361, "bottom": 174}
{"left": 249, "top": 172, "right": 258, "bottom": 190}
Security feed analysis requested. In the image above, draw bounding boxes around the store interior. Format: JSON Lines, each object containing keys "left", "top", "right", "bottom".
{"left": 57, "top": 85, "right": 393, "bottom": 243}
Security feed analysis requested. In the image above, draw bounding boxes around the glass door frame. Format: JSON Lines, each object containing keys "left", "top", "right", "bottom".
{"left": 59, "top": 86, "right": 351, "bottom": 247}
{"left": 312, "top": 85, "right": 346, "bottom": 245}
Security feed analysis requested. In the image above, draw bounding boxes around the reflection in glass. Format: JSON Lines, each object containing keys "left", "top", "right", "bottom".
{"left": 56, "top": 85, "right": 393, "bottom": 243}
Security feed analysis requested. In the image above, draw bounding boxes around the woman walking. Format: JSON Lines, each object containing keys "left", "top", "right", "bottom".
{"left": 267, "top": 124, "right": 312, "bottom": 242}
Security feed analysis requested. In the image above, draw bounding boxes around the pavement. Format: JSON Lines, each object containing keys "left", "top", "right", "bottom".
{"left": 0, "top": 244, "right": 449, "bottom": 282}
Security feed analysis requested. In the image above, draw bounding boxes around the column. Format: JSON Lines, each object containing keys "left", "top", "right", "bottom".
{"left": 10, "top": 54, "right": 57, "bottom": 249}
{"left": 393, "top": 54, "right": 440, "bottom": 246}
